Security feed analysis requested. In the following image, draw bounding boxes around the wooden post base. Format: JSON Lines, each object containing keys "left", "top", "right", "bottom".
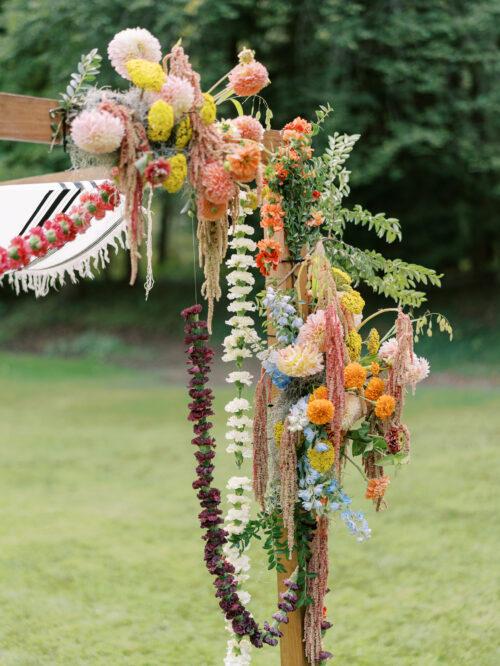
{"left": 277, "top": 550, "right": 309, "bottom": 665}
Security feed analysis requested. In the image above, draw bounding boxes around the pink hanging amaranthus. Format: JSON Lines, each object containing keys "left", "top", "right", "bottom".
{"left": 325, "top": 302, "right": 346, "bottom": 476}
{"left": 253, "top": 369, "right": 271, "bottom": 509}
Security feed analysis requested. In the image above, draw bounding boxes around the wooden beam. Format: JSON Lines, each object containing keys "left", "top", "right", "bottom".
{"left": 0, "top": 93, "right": 59, "bottom": 144}
{"left": 0, "top": 167, "right": 110, "bottom": 186}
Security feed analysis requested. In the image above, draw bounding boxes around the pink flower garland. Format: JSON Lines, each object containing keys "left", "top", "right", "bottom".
{"left": 0, "top": 183, "right": 120, "bottom": 276}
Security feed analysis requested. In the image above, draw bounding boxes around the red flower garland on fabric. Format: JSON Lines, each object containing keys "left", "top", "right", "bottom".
{"left": 0, "top": 182, "right": 120, "bottom": 278}
{"left": 181, "top": 304, "right": 300, "bottom": 649}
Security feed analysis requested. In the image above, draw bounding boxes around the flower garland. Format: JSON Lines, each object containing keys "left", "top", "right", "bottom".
{"left": 0, "top": 183, "right": 120, "bottom": 277}
{"left": 221, "top": 196, "right": 260, "bottom": 665}
{"left": 182, "top": 304, "right": 300, "bottom": 653}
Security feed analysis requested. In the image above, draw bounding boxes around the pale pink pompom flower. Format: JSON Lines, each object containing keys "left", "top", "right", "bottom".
{"left": 71, "top": 110, "right": 124, "bottom": 154}
{"left": 107, "top": 28, "right": 162, "bottom": 79}
{"left": 296, "top": 310, "right": 327, "bottom": 352}
{"left": 405, "top": 356, "right": 430, "bottom": 386}
{"left": 232, "top": 115, "right": 264, "bottom": 142}
{"left": 201, "top": 162, "right": 236, "bottom": 204}
{"left": 379, "top": 337, "right": 399, "bottom": 363}
{"left": 160, "top": 76, "right": 195, "bottom": 118}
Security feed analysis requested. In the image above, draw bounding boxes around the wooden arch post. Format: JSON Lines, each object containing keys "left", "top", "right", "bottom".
{"left": 0, "top": 93, "right": 309, "bottom": 664}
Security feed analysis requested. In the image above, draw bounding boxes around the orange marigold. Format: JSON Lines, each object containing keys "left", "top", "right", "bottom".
{"left": 307, "top": 398, "right": 334, "bottom": 425}
{"left": 311, "top": 385, "right": 328, "bottom": 401}
{"left": 365, "top": 476, "right": 390, "bottom": 500}
{"left": 226, "top": 140, "right": 261, "bottom": 182}
{"left": 365, "top": 377, "right": 385, "bottom": 401}
{"left": 370, "top": 361, "right": 381, "bottom": 376}
{"left": 375, "top": 394, "right": 396, "bottom": 419}
{"left": 344, "top": 362, "right": 367, "bottom": 390}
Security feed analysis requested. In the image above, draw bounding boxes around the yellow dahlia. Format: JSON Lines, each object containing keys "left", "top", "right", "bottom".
{"left": 346, "top": 330, "right": 362, "bottom": 361}
{"left": 276, "top": 344, "right": 324, "bottom": 378}
{"left": 307, "top": 398, "right": 334, "bottom": 425}
{"left": 344, "top": 362, "right": 366, "bottom": 390}
{"left": 367, "top": 328, "right": 380, "bottom": 355}
{"left": 200, "top": 92, "right": 217, "bottom": 125}
{"left": 341, "top": 289, "right": 365, "bottom": 315}
{"left": 163, "top": 153, "right": 187, "bottom": 193}
{"left": 147, "top": 100, "right": 174, "bottom": 142}
{"left": 375, "top": 394, "right": 396, "bottom": 419}
{"left": 175, "top": 116, "right": 192, "bottom": 148}
{"left": 365, "top": 377, "right": 385, "bottom": 401}
{"left": 126, "top": 59, "right": 166, "bottom": 92}
{"left": 307, "top": 440, "right": 335, "bottom": 473}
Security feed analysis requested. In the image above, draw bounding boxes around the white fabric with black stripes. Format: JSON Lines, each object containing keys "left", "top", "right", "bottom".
{"left": 0, "top": 180, "right": 127, "bottom": 296}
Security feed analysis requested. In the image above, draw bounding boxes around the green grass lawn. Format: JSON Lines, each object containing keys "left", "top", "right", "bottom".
{"left": 0, "top": 353, "right": 498, "bottom": 665}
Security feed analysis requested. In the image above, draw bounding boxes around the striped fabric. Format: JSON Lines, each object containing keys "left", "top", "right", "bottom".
{"left": 0, "top": 180, "right": 127, "bottom": 296}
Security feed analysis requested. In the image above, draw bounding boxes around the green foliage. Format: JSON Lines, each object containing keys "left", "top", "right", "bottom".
{"left": 59, "top": 49, "right": 102, "bottom": 117}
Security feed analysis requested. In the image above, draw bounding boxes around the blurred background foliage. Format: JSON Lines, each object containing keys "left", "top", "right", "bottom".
{"left": 0, "top": 0, "right": 498, "bottom": 373}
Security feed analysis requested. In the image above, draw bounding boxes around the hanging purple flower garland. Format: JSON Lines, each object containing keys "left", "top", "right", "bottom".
{"left": 181, "top": 304, "right": 300, "bottom": 649}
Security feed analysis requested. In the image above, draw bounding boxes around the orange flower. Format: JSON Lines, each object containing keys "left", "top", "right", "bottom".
{"left": 374, "top": 394, "right": 396, "bottom": 419}
{"left": 344, "top": 362, "right": 367, "bottom": 390}
{"left": 283, "top": 117, "right": 313, "bottom": 135}
{"left": 260, "top": 202, "right": 285, "bottom": 231}
{"left": 370, "top": 361, "right": 381, "bottom": 376}
{"left": 255, "top": 238, "right": 281, "bottom": 276}
{"left": 365, "top": 476, "right": 390, "bottom": 500}
{"left": 307, "top": 398, "right": 334, "bottom": 425}
{"left": 197, "top": 196, "right": 226, "bottom": 221}
{"left": 365, "top": 377, "right": 385, "bottom": 401}
{"left": 306, "top": 210, "right": 325, "bottom": 228}
{"left": 274, "top": 162, "right": 289, "bottom": 182}
{"left": 311, "top": 385, "right": 328, "bottom": 401}
{"left": 226, "top": 140, "right": 261, "bottom": 182}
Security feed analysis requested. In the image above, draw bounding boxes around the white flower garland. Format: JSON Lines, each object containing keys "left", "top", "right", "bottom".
{"left": 222, "top": 196, "right": 259, "bottom": 666}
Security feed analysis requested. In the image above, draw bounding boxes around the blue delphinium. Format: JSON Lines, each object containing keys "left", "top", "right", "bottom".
{"left": 262, "top": 287, "right": 303, "bottom": 345}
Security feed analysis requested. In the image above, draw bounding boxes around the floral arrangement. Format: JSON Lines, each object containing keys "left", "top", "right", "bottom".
{"left": 59, "top": 28, "right": 271, "bottom": 327}
{"left": 182, "top": 109, "right": 452, "bottom": 665}
{"left": 0, "top": 182, "right": 120, "bottom": 275}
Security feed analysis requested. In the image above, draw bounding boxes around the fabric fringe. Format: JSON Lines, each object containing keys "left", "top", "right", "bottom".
{"left": 279, "top": 417, "right": 299, "bottom": 558}
{"left": 304, "top": 515, "right": 329, "bottom": 664}
{"left": 253, "top": 370, "right": 270, "bottom": 509}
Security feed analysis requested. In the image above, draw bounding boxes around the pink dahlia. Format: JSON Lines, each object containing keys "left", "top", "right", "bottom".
{"left": 71, "top": 110, "right": 124, "bottom": 154}
{"left": 232, "top": 115, "right": 264, "bottom": 142}
{"left": 379, "top": 337, "right": 398, "bottom": 363}
{"left": 405, "top": 356, "right": 430, "bottom": 386}
{"left": 229, "top": 61, "right": 270, "bottom": 97}
{"left": 160, "top": 76, "right": 195, "bottom": 118}
{"left": 201, "top": 162, "right": 236, "bottom": 204}
{"left": 296, "top": 310, "right": 326, "bottom": 352}
{"left": 107, "top": 27, "right": 162, "bottom": 79}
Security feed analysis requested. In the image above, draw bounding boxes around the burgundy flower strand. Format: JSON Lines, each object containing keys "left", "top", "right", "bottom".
{"left": 181, "top": 304, "right": 299, "bottom": 649}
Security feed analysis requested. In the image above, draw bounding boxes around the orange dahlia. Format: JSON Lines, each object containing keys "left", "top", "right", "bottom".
{"left": 197, "top": 196, "right": 226, "bottom": 221}
{"left": 307, "top": 398, "right": 334, "bottom": 425}
{"left": 365, "top": 377, "right": 385, "bottom": 401}
{"left": 226, "top": 140, "right": 261, "bottom": 182}
{"left": 365, "top": 476, "right": 390, "bottom": 500}
{"left": 374, "top": 394, "right": 396, "bottom": 419}
{"left": 344, "top": 362, "right": 367, "bottom": 390}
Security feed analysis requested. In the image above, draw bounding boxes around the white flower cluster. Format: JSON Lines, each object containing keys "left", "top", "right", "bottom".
{"left": 222, "top": 208, "right": 259, "bottom": 664}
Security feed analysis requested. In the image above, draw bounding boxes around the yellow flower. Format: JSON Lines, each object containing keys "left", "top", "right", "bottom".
{"left": 346, "top": 330, "right": 362, "bottom": 361}
{"left": 147, "top": 100, "right": 174, "bottom": 142}
{"left": 274, "top": 421, "right": 284, "bottom": 447}
{"left": 200, "top": 92, "right": 217, "bottom": 125}
{"left": 307, "top": 440, "right": 335, "bottom": 473}
{"left": 331, "top": 267, "right": 352, "bottom": 288}
{"left": 370, "top": 361, "right": 381, "bottom": 376}
{"left": 375, "top": 394, "right": 396, "bottom": 419}
{"left": 341, "top": 289, "right": 365, "bottom": 315}
{"left": 126, "top": 59, "right": 166, "bottom": 92}
{"left": 175, "top": 116, "right": 192, "bottom": 148}
{"left": 163, "top": 153, "right": 188, "bottom": 193}
{"left": 367, "top": 328, "right": 380, "bottom": 355}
